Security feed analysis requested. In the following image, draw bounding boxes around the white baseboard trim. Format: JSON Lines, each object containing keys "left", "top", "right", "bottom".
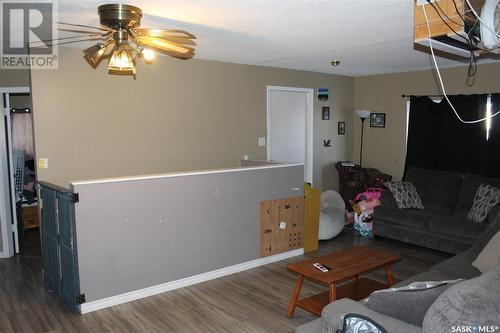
{"left": 80, "top": 248, "right": 304, "bottom": 314}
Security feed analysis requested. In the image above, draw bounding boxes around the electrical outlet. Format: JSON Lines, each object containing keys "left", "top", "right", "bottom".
{"left": 38, "top": 158, "right": 48, "bottom": 169}
{"left": 416, "top": 0, "right": 436, "bottom": 5}
{"left": 258, "top": 137, "right": 266, "bottom": 146}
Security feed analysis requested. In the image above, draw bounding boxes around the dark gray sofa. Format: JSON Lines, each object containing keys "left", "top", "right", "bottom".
{"left": 374, "top": 167, "right": 500, "bottom": 254}
{"left": 295, "top": 214, "right": 500, "bottom": 333}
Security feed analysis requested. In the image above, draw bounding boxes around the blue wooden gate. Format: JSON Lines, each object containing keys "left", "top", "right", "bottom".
{"left": 39, "top": 182, "right": 82, "bottom": 313}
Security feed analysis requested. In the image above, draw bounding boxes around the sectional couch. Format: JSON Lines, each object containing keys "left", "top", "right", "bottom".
{"left": 374, "top": 167, "right": 500, "bottom": 254}
{"left": 295, "top": 213, "right": 500, "bottom": 333}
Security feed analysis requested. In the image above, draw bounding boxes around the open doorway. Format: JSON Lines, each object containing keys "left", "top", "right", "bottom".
{"left": 266, "top": 86, "right": 314, "bottom": 184}
{"left": 0, "top": 88, "right": 39, "bottom": 258}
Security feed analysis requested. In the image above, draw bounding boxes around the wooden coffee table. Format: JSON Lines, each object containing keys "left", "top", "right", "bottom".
{"left": 287, "top": 246, "right": 400, "bottom": 318}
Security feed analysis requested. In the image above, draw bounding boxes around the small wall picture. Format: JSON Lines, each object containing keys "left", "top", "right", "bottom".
{"left": 370, "top": 113, "right": 386, "bottom": 128}
{"left": 338, "top": 121, "right": 345, "bottom": 135}
{"left": 318, "top": 88, "right": 329, "bottom": 101}
{"left": 322, "top": 107, "right": 330, "bottom": 120}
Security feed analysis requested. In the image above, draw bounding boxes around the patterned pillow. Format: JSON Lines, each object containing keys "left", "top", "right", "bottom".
{"left": 467, "top": 184, "right": 500, "bottom": 223}
{"left": 383, "top": 181, "right": 424, "bottom": 209}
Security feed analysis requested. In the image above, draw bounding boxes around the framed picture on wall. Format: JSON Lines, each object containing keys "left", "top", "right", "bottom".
{"left": 318, "top": 88, "right": 329, "bottom": 101}
{"left": 370, "top": 113, "right": 386, "bottom": 128}
{"left": 338, "top": 122, "right": 345, "bottom": 135}
{"left": 322, "top": 107, "right": 330, "bottom": 120}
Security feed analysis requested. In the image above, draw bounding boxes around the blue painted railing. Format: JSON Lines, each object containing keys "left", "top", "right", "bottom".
{"left": 39, "top": 181, "right": 81, "bottom": 313}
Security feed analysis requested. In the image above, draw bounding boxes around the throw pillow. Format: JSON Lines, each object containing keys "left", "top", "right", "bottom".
{"left": 365, "top": 279, "right": 462, "bottom": 327}
{"left": 472, "top": 230, "right": 500, "bottom": 273}
{"left": 383, "top": 181, "right": 424, "bottom": 209}
{"left": 467, "top": 184, "right": 500, "bottom": 223}
{"left": 342, "top": 314, "right": 387, "bottom": 333}
{"left": 422, "top": 266, "right": 500, "bottom": 333}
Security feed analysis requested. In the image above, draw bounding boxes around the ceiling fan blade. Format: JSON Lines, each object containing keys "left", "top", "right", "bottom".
{"left": 84, "top": 39, "right": 114, "bottom": 67}
{"left": 136, "top": 42, "right": 194, "bottom": 59}
{"left": 29, "top": 34, "right": 105, "bottom": 44}
{"left": 133, "top": 36, "right": 195, "bottom": 58}
{"left": 158, "top": 36, "right": 196, "bottom": 46}
{"left": 131, "top": 28, "right": 196, "bottom": 40}
{"left": 58, "top": 28, "right": 111, "bottom": 35}
{"left": 145, "top": 49, "right": 194, "bottom": 60}
{"left": 57, "top": 21, "right": 111, "bottom": 32}
{"left": 130, "top": 31, "right": 196, "bottom": 46}
{"left": 165, "top": 52, "right": 195, "bottom": 60}
{"left": 34, "top": 37, "right": 108, "bottom": 47}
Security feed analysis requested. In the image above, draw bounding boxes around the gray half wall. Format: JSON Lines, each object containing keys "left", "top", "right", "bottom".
{"left": 72, "top": 164, "right": 304, "bottom": 302}
{"left": 240, "top": 159, "right": 280, "bottom": 167}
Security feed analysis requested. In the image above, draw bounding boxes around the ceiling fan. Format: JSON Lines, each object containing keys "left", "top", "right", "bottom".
{"left": 55, "top": 4, "right": 196, "bottom": 75}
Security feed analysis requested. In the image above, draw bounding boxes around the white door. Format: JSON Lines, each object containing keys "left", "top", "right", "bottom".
{"left": 267, "top": 86, "right": 313, "bottom": 184}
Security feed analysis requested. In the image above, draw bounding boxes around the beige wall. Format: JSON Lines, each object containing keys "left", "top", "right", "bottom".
{"left": 353, "top": 62, "right": 500, "bottom": 180}
{"left": 31, "top": 47, "right": 353, "bottom": 188}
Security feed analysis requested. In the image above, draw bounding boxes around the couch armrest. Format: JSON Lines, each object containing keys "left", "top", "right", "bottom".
{"left": 321, "top": 299, "right": 421, "bottom": 333}
{"left": 381, "top": 173, "right": 392, "bottom": 182}
{"left": 377, "top": 189, "right": 397, "bottom": 210}
{"left": 295, "top": 318, "right": 322, "bottom": 333}
{"left": 487, "top": 204, "right": 500, "bottom": 223}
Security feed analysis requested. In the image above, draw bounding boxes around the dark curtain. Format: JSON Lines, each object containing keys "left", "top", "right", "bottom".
{"left": 404, "top": 94, "right": 499, "bottom": 178}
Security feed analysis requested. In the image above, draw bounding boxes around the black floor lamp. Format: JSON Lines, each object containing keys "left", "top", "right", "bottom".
{"left": 356, "top": 110, "right": 370, "bottom": 167}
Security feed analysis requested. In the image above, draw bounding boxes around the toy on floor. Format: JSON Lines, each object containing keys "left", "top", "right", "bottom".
{"left": 354, "top": 187, "right": 383, "bottom": 202}
{"left": 351, "top": 193, "right": 382, "bottom": 238}
{"left": 353, "top": 198, "right": 380, "bottom": 216}
{"left": 353, "top": 212, "right": 373, "bottom": 237}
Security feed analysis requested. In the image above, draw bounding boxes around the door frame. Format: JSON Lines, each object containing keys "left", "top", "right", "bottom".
{"left": 0, "top": 86, "right": 31, "bottom": 258}
{"left": 266, "top": 85, "right": 314, "bottom": 185}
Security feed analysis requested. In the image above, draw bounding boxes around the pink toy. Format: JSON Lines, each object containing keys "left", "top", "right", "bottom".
{"left": 356, "top": 199, "right": 381, "bottom": 216}
{"left": 352, "top": 199, "right": 380, "bottom": 238}
{"left": 354, "top": 188, "right": 383, "bottom": 202}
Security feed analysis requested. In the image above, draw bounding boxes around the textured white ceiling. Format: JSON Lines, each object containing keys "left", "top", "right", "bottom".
{"left": 56, "top": 0, "right": 493, "bottom": 76}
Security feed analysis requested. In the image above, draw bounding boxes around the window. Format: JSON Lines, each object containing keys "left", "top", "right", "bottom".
{"left": 486, "top": 95, "right": 492, "bottom": 141}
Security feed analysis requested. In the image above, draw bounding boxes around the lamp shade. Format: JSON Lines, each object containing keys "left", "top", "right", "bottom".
{"left": 356, "top": 110, "right": 371, "bottom": 119}
{"left": 108, "top": 47, "right": 136, "bottom": 75}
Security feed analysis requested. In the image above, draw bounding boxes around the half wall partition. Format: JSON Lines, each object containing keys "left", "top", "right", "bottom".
{"left": 41, "top": 163, "right": 304, "bottom": 313}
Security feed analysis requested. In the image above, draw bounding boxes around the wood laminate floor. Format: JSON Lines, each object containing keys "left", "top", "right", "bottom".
{"left": 0, "top": 227, "right": 451, "bottom": 333}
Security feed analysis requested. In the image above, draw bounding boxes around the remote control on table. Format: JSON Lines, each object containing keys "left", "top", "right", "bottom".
{"left": 313, "top": 262, "right": 330, "bottom": 272}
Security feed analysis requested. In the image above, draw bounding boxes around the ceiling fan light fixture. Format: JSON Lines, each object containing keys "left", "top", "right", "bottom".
{"left": 108, "top": 47, "right": 136, "bottom": 75}
{"left": 141, "top": 48, "right": 155, "bottom": 63}
{"left": 83, "top": 43, "right": 106, "bottom": 67}
{"left": 58, "top": 4, "right": 196, "bottom": 75}
{"left": 98, "top": 4, "right": 142, "bottom": 30}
